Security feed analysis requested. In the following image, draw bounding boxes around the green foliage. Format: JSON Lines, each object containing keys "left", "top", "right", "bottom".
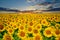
{"left": 43, "top": 36, "right": 55, "bottom": 40}
{"left": 46, "top": 19, "right": 51, "bottom": 22}
{"left": 56, "top": 22, "right": 60, "bottom": 24}
{"left": 1, "top": 30, "right": 7, "bottom": 35}
{"left": 13, "top": 29, "right": 21, "bottom": 40}
{"left": 3, "top": 23, "right": 7, "bottom": 26}
{"left": 14, "top": 28, "right": 19, "bottom": 34}
{"left": 50, "top": 21, "right": 56, "bottom": 26}
{"left": 51, "top": 36, "right": 55, "bottom": 40}
{"left": 0, "top": 38, "right": 2, "bottom": 40}
{"left": 27, "top": 33, "right": 33, "bottom": 37}
{"left": 0, "top": 30, "right": 7, "bottom": 39}
{"left": 13, "top": 34, "right": 21, "bottom": 40}
{"left": 0, "top": 33, "right": 3, "bottom": 38}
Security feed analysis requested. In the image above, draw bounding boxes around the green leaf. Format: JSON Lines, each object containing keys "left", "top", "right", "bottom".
{"left": 0, "top": 38, "right": 2, "bottom": 40}
{"left": 46, "top": 19, "right": 51, "bottom": 22}
{"left": 1, "top": 30, "right": 7, "bottom": 35}
{"left": 3, "top": 23, "right": 7, "bottom": 26}
{"left": 14, "top": 28, "right": 18, "bottom": 34}
{"left": 50, "top": 22, "right": 55, "bottom": 26}
{"left": 13, "top": 33, "right": 21, "bottom": 40}
{"left": 51, "top": 36, "right": 55, "bottom": 40}
{"left": 43, "top": 36, "right": 51, "bottom": 40}
{"left": 56, "top": 22, "right": 60, "bottom": 24}
{"left": 0, "top": 33, "right": 3, "bottom": 38}
{"left": 27, "top": 33, "right": 33, "bottom": 37}
{"left": 40, "top": 28, "right": 45, "bottom": 36}
{"left": 42, "top": 25, "right": 47, "bottom": 29}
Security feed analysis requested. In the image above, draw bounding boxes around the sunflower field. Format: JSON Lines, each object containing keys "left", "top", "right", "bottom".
{"left": 0, "top": 13, "right": 60, "bottom": 40}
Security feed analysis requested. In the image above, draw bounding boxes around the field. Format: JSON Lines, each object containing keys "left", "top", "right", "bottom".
{"left": 0, "top": 12, "right": 60, "bottom": 40}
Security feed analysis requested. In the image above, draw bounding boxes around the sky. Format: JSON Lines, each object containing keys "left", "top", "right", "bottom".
{"left": 0, "top": 0, "right": 60, "bottom": 11}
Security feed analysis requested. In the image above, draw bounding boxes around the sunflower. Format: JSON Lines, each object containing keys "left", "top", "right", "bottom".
{"left": 7, "top": 28, "right": 14, "bottom": 35}
{"left": 10, "top": 22, "right": 18, "bottom": 29}
{"left": 20, "top": 18, "right": 26, "bottom": 25}
{"left": 17, "top": 30, "right": 26, "bottom": 40}
{"left": 43, "top": 27, "right": 53, "bottom": 37}
{"left": 0, "top": 24, "right": 5, "bottom": 32}
{"left": 3, "top": 33, "right": 13, "bottom": 40}
{"left": 33, "top": 34, "right": 43, "bottom": 40}
{"left": 41, "top": 19, "right": 49, "bottom": 26}
{"left": 27, "top": 20, "right": 36, "bottom": 27}
{"left": 26, "top": 26, "right": 34, "bottom": 33}
{"left": 55, "top": 24, "right": 60, "bottom": 29}
{"left": 32, "top": 28, "right": 39, "bottom": 35}
{"left": 47, "top": 17, "right": 54, "bottom": 21}
{"left": 53, "top": 29, "right": 60, "bottom": 37}
{"left": 18, "top": 24, "right": 26, "bottom": 31}
{"left": 55, "top": 36, "right": 60, "bottom": 40}
{"left": 54, "top": 17, "right": 60, "bottom": 22}
{"left": 35, "top": 24, "right": 42, "bottom": 31}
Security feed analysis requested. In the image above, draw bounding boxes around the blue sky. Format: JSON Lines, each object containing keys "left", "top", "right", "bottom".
{"left": 0, "top": 0, "right": 60, "bottom": 10}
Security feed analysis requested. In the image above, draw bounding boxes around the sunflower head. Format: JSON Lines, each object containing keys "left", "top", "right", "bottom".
{"left": 53, "top": 29, "right": 60, "bottom": 37}
{"left": 17, "top": 30, "right": 26, "bottom": 39}
{"left": 43, "top": 27, "right": 53, "bottom": 37}
{"left": 33, "top": 34, "right": 43, "bottom": 40}
{"left": 3, "top": 33, "right": 13, "bottom": 40}
{"left": 55, "top": 36, "right": 60, "bottom": 40}
{"left": 0, "top": 24, "right": 5, "bottom": 31}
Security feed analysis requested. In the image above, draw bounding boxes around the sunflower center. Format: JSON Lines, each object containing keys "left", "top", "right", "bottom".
{"left": 28, "top": 27, "right": 32, "bottom": 32}
{"left": 9, "top": 29, "right": 13, "bottom": 33}
{"left": 37, "top": 26, "right": 40, "bottom": 29}
{"left": 5, "top": 35, "right": 11, "bottom": 40}
{"left": 35, "top": 35, "right": 40, "bottom": 40}
{"left": 20, "top": 26, "right": 24, "bottom": 30}
{"left": 33, "top": 29, "right": 38, "bottom": 34}
{"left": 30, "top": 22, "right": 33, "bottom": 26}
{"left": 43, "top": 21, "right": 45, "bottom": 24}
{"left": 58, "top": 37, "right": 60, "bottom": 40}
{"left": 46, "top": 30, "right": 51, "bottom": 35}
{"left": 0, "top": 25, "right": 4, "bottom": 30}
{"left": 19, "top": 31, "right": 25, "bottom": 37}
{"left": 55, "top": 29, "right": 60, "bottom": 35}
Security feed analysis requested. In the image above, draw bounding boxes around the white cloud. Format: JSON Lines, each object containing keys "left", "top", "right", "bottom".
{"left": 27, "top": 0, "right": 35, "bottom": 3}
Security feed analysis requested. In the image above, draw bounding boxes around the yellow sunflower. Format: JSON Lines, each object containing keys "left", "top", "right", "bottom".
{"left": 18, "top": 24, "right": 26, "bottom": 31}
{"left": 35, "top": 24, "right": 42, "bottom": 31}
{"left": 10, "top": 22, "right": 18, "bottom": 29}
{"left": 55, "top": 24, "right": 60, "bottom": 29}
{"left": 55, "top": 36, "right": 60, "bottom": 40}
{"left": 27, "top": 20, "right": 36, "bottom": 27}
{"left": 32, "top": 28, "right": 39, "bottom": 35}
{"left": 0, "top": 24, "right": 5, "bottom": 32}
{"left": 20, "top": 18, "right": 26, "bottom": 25}
{"left": 53, "top": 29, "right": 60, "bottom": 37}
{"left": 41, "top": 19, "right": 49, "bottom": 26}
{"left": 3, "top": 33, "right": 13, "bottom": 40}
{"left": 54, "top": 17, "right": 60, "bottom": 22}
{"left": 7, "top": 28, "right": 14, "bottom": 35}
{"left": 27, "top": 26, "right": 33, "bottom": 33}
{"left": 33, "top": 34, "right": 43, "bottom": 40}
{"left": 48, "top": 17, "right": 54, "bottom": 21}
{"left": 17, "top": 30, "right": 26, "bottom": 40}
{"left": 43, "top": 27, "right": 53, "bottom": 37}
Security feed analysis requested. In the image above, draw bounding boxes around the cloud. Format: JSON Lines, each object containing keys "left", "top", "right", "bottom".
{"left": 27, "top": 0, "right": 35, "bottom": 3}
{"left": 25, "top": 6, "right": 36, "bottom": 10}
{"left": 26, "top": 0, "right": 60, "bottom": 10}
